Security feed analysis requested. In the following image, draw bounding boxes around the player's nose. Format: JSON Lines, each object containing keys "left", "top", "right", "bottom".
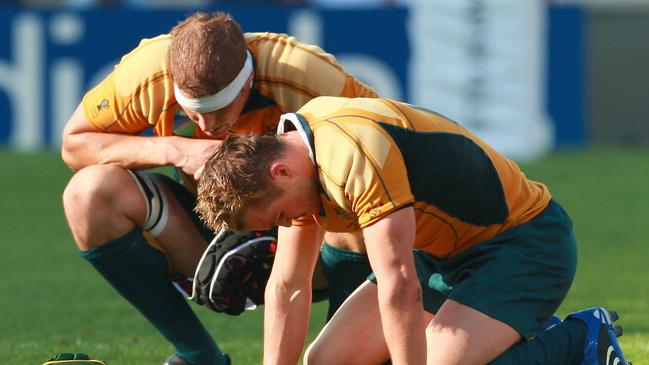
{"left": 201, "top": 118, "right": 228, "bottom": 136}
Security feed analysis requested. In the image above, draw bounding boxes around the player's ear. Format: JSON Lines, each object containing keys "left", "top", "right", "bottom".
{"left": 269, "top": 162, "right": 291, "bottom": 181}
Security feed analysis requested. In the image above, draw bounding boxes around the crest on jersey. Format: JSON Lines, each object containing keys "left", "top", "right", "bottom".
{"left": 97, "top": 99, "right": 109, "bottom": 111}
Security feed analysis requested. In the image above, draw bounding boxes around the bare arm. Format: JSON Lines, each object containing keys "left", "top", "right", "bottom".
{"left": 263, "top": 223, "right": 325, "bottom": 365}
{"left": 363, "top": 207, "right": 427, "bottom": 364}
{"left": 61, "top": 103, "right": 221, "bottom": 176}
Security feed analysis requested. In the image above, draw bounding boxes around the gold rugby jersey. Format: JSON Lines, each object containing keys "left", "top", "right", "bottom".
{"left": 282, "top": 97, "right": 551, "bottom": 258}
{"left": 82, "top": 33, "right": 376, "bottom": 137}
{"left": 81, "top": 32, "right": 377, "bottom": 191}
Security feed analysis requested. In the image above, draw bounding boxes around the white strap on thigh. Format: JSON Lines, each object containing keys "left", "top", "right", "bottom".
{"left": 127, "top": 170, "right": 169, "bottom": 237}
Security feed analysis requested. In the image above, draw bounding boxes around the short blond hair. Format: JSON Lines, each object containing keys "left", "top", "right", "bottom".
{"left": 196, "top": 134, "right": 285, "bottom": 231}
{"left": 169, "top": 12, "right": 247, "bottom": 97}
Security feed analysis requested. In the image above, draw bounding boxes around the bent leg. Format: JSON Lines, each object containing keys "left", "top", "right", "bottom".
{"left": 304, "top": 281, "right": 389, "bottom": 365}
{"left": 63, "top": 165, "right": 209, "bottom": 274}
{"left": 80, "top": 228, "right": 225, "bottom": 364}
{"left": 426, "top": 299, "right": 522, "bottom": 365}
{"left": 489, "top": 318, "right": 585, "bottom": 365}
{"left": 63, "top": 165, "right": 227, "bottom": 365}
{"left": 420, "top": 201, "right": 578, "bottom": 364}
{"left": 305, "top": 281, "right": 434, "bottom": 365}
{"left": 63, "top": 165, "right": 146, "bottom": 249}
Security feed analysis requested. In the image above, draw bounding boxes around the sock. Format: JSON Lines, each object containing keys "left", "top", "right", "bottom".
{"left": 489, "top": 319, "right": 586, "bottom": 365}
{"left": 80, "top": 228, "right": 228, "bottom": 365}
{"left": 319, "top": 242, "right": 372, "bottom": 320}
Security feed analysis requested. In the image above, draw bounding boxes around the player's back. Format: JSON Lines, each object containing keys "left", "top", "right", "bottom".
{"left": 297, "top": 96, "right": 551, "bottom": 257}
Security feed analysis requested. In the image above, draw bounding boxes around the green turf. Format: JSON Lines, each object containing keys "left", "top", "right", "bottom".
{"left": 0, "top": 145, "right": 647, "bottom": 364}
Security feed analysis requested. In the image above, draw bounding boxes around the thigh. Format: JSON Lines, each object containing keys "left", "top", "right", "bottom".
{"left": 307, "top": 281, "right": 436, "bottom": 365}
{"left": 305, "top": 281, "right": 390, "bottom": 365}
{"left": 442, "top": 200, "right": 577, "bottom": 339}
{"left": 306, "top": 281, "right": 434, "bottom": 365}
{"left": 63, "top": 165, "right": 148, "bottom": 248}
{"left": 425, "top": 299, "right": 521, "bottom": 365}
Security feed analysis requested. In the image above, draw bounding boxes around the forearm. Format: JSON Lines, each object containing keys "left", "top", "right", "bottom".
{"left": 377, "top": 279, "right": 427, "bottom": 364}
{"left": 263, "top": 283, "right": 312, "bottom": 365}
{"left": 363, "top": 207, "right": 426, "bottom": 364}
{"left": 262, "top": 224, "right": 324, "bottom": 365}
{"left": 61, "top": 131, "right": 189, "bottom": 171}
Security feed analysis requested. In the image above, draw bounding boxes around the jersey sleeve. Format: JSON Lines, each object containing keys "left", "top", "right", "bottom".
{"left": 315, "top": 121, "right": 414, "bottom": 229}
{"left": 81, "top": 35, "right": 175, "bottom": 135}
{"left": 248, "top": 33, "right": 378, "bottom": 114}
{"left": 347, "top": 145, "right": 414, "bottom": 228}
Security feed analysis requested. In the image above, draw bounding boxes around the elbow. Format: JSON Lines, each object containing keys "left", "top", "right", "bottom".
{"left": 60, "top": 134, "right": 82, "bottom": 171}
{"left": 60, "top": 142, "right": 77, "bottom": 171}
{"left": 60, "top": 144, "right": 73, "bottom": 169}
{"left": 264, "top": 277, "right": 312, "bottom": 307}
{"left": 264, "top": 279, "right": 282, "bottom": 305}
{"left": 380, "top": 277, "right": 422, "bottom": 309}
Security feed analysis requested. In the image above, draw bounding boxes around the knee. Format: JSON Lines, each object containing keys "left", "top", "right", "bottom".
{"left": 303, "top": 341, "right": 325, "bottom": 365}
{"left": 305, "top": 339, "right": 365, "bottom": 365}
{"left": 62, "top": 165, "right": 132, "bottom": 217}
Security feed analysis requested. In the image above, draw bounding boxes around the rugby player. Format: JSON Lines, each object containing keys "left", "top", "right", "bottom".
{"left": 196, "top": 96, "right": 630, "bottom": 365}
{"left": 61, "top": 12, "right": 375, "bottom": 365}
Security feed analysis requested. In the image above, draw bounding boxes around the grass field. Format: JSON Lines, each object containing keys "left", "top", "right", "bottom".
{"left": 1, "top": 146, "right": 648, "bottom": 364}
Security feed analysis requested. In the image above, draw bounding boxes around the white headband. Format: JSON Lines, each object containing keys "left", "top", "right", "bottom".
{"left": 174, "top": 51, "right": 253, "bottom": 113}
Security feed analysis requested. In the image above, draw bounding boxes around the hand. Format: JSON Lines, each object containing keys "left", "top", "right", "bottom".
{"left": 174, "top": 138, "right": 222, "bottom": 179}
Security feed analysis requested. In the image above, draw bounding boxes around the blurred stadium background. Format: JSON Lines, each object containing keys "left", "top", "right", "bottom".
{"left": 1, "top": 0, "right": 648, "bottom": 364}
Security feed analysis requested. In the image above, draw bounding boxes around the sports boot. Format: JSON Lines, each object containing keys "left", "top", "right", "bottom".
{"left": 566, "top": 307, "right": 631, "bottom": 365}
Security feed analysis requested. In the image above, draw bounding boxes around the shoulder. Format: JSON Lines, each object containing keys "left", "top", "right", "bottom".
{"left": 301, "top": 97, "right": 398, "bottom": 122}
{"left": 114, "top": 34, "right": 171, "bottom": 78}
{"left": 305, "top": 97, "right": 409, "bottom": 166}
{"left": 119, "top": 34, "right": 171, "bottom": 65}
{"left": 246, "top": 32, "right": 339, "bottom": 71}
{"left": 110, "top": 34, "right": 172, "bottom": 93}
{"left": 306, "top": 98, "right": 382, "bottom": 154}
{"left": 245, "top": 32, "right": 324, "bottom": 54}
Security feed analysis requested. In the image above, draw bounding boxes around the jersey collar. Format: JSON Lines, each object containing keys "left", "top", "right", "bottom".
{"left": 278, "top": 112, "right": 315, "bottom": 165}
{"left": 278, "top": 112, "right": 326, "bottom": 218}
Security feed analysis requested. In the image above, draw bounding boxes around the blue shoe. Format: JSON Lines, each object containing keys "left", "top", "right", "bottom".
{"left": 540, "top": 315, "right": 562, "bottom": 331}
{"left": 566, "top": 307, "right": 630, "bottom": 365}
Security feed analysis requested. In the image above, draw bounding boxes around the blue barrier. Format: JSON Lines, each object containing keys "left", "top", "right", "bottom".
{"left": 547, "top": 5, "right": 585, "bottom": 146}
{"left": 0, "top": 5, "right": 582, "bottom": 149}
